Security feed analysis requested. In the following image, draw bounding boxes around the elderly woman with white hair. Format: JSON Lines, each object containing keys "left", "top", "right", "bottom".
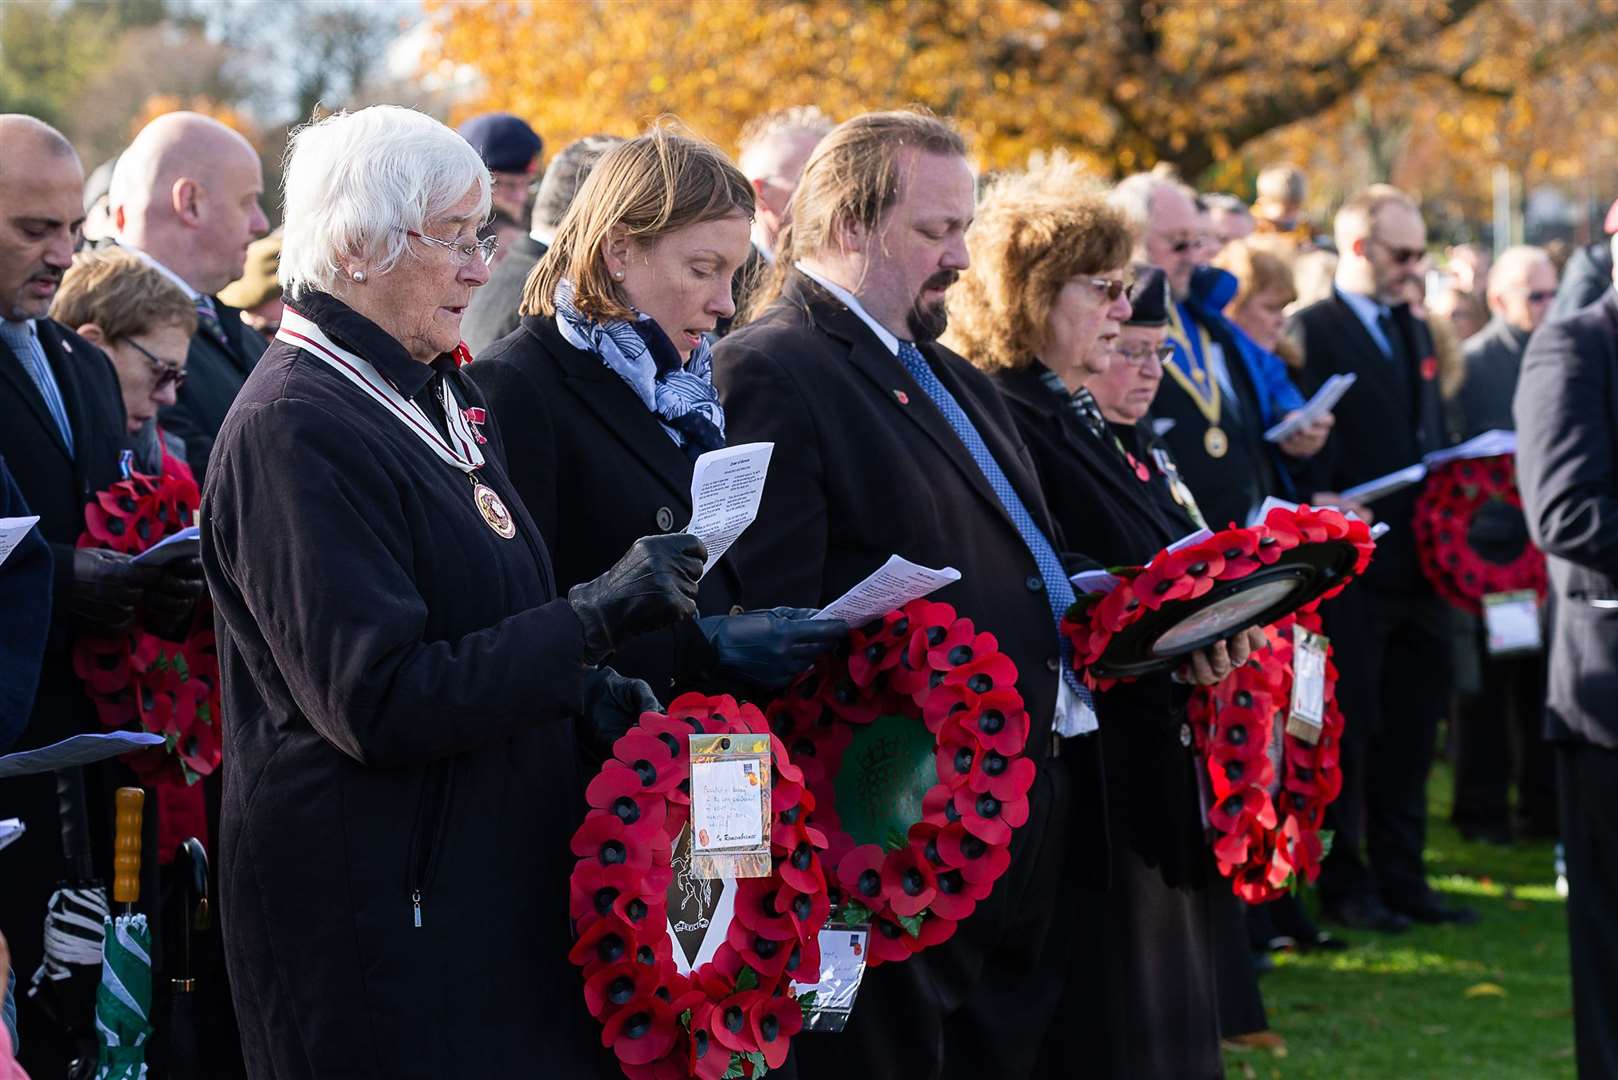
{"left": 201, "top": 105, "right": 707, "bottom": 1077}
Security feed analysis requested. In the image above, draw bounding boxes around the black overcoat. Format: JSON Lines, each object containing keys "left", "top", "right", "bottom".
{"left": 468, "top": 313, "right": 740, "bottom": 697}
{"left": 461, "top": 235, "right": 545, "bottom": 356}
{"left": 995, "top": 365, "right": 1222, "bottom": 1080}
{"left": 713, "top": 273, "right": 1078, "bottom": 1080}
{"left": 160, "top": 295, "right": 267, "bottom": 483}
{"left": 201, "top": 292, "right": 603, "bottom": 1079}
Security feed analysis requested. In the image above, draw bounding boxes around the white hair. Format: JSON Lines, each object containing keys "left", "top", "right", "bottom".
{"left": 279, "top": 106, "right": 491, "bottom": 299}
{"left": 1109, "top": 171, "right": 1194, "bottom": 233}
{"left": 1486, "top": 244, "right": 1553, "bottom": 298}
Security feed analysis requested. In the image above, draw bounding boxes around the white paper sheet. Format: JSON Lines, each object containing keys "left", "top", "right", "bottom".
{"left": 131, "top": 525, "right": 200, "bottom": 566}
{"left": 1422, "top": 429, "right": 1517, "bottom": 469}
{"left": 1163, "top": 528, "right": 1215, "bottom": 556}
{"left": 1069, "top": 569, "right": 1122, "bottom": 594}
{"left": 1264, "top": 373, "right": 1357, "bottom": 442}
{"left": 0, "top": 731, "right": 165, "bottom": 779}
{"left": 685, "top": 442, "right": 773, "bottom": 576}
{"left": 813, "top": 555, "right": 962, "bottom": 624}
{"left": 1341, "top": 463, "right": 1428, "bottom": 504}
{"left": 0, "top": 515, "right": 40, "bottom": 569}
{"left": 0, "top": 817, "right": 23, "bottom": 853}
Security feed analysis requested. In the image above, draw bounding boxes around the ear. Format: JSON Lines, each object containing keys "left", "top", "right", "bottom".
{"left": 77, "top": 322, "right": 105, "bottom": 346}
{"left": 600, "top": 224, "right": 633, "bottom": 278}
{"left": 172, "top": 177, "right": 203, "bottom": 227}
{"left": 835, "top": 215, "right": 867, "bottom": 257}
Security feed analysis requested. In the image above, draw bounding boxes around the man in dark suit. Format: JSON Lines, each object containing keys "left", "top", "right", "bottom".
{"left": 463, "top": 134, "right": 623, "bottom": 355}
{"left": 0, "top": 113, "right": 201, "bottom": 1077}
{"left": 714, "top": 110, "right": 1089, "bottom": 1080}
{"left": 109, "top": 111, "right": 269, "bottom": 482}
{"left": 1290, "top": 185, "right": 1477, "bottom": 931}
{"left": 1515, "top": 267, "right": 1618, "bottom": 1078}
{"left": 1450, "top": 245, "right": 1560, "bottom": 844}
{"left": 1109, "top": 173, "right": 1328, "bottom": 531}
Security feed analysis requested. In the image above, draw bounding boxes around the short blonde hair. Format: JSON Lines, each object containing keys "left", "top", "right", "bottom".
{"left": 1215, "top": 240, "right": 1297, "bottom": 312}
{"left": 523, "top": 125, "right": 753, "bottom": 322}
{"left": 945, "top": 158, "right": 1135, "bottom": 372}
{"left": 51, "top": 248, "right": 197, "bottom": 341}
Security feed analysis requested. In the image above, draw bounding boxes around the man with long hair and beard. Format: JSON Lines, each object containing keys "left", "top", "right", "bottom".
{"left": 714, "top": 109, "right": 1097, "bottom": 1080}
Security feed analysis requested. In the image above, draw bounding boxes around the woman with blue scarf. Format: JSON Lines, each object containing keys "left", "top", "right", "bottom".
{"left": 471, "top": 128, "right": 846, "bottom": 703}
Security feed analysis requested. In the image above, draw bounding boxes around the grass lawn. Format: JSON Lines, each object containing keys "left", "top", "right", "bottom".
{"left": 1223, "top": 762, "right": 1575, "bottom": 1079}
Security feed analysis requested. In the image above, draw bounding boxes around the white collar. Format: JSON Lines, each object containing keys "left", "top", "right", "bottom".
{"left": 126, "top": 247, "right": 203, "bottom": 302}
{"left": 529, "top": 226, "right": 556, "bottom": 248}
{"left": 1335, "top": 283, "right": 1390, "bottom": 322}
{"left": 795, "top": 262, "right": 900, "bottom": 356}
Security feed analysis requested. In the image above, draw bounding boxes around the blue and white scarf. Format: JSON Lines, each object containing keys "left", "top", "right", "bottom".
{"left": 553, "top": 278, "right": 726, "bottom": 459}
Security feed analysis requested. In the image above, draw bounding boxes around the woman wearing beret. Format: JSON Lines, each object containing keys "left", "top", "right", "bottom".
{"left": 948, "top": 161, "right": 1262, "bottom": 1080}
{"left": 470, "top": 128, "right": 846, "bottom": 703}
{"left": 202, "top": 106, "right": 704, "bottom": 1077}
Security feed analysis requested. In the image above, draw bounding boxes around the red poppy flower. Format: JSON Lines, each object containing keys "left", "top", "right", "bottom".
{"left": 727, "top": 913, "right": 797, "bottom": 978}
{"left": 1209, "top": 787, "right": 1276, "bottom": 835}
{"left": 837, "top": 845, "right": 889, "bottom": 910}
{"left": 731, "top": 878, "right": 798, "bottom": 942}
{"left": 867, "top": 915, "right": 916, "bottom": 963}
{"left": 601, "top": 992, "right": 679, "bottom": 1066}
{"left": 611, "top": 730, "right": 686, "bottom": 796}
{"left": 710, "top": 989, "right": 764, "bottom": 1054}
{"left": 749, "top": 994, "right": 805, "bottom": 1069}
{"left": 584, "top": 958, "right": 663, "bottom": 1021}
{"left": 568, "top": 914, "right": 643, "bottom": 976}
{"left": 684, "top": 1003, "right": 730, "bottom": 1080}
{"left": 571, "top": 813, "right": 657, "bottom": 872}
{"left": 881, "top": 845, "right": 938, "bottom": 918}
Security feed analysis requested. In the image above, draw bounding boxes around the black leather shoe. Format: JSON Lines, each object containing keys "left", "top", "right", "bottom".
{"left": 1390, "top": 896, "right": 1481, "bottom": 926}
{"left": 1323, "top": 895, "right": 1411, "bottom": 933}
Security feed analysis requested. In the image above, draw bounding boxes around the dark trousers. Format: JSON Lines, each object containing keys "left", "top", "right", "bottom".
{"left": 1319, "top": 588, "right": 1453, "bottom": 908}
{"left": 1212, "top": 887, "right": 1268, "bottom": 1038}
{"left": 1452, "top": 644, "right": 1557, "bottom": 836}
{"left": 1557, "top": 741, "right": 1618, "bottom": 1078}
{"left": 795, "top": 747, "right": 1076, "bottom": 1080}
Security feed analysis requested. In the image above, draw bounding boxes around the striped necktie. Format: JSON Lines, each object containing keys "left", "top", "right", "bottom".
{"left": 895, "top": 341, "right": 1096, "bottom": 731}
{"left": 0, "top": 319, "right": 74, "bottom": 456}
{"left": 194, "top": 295, "right": 232, "bottom": 352}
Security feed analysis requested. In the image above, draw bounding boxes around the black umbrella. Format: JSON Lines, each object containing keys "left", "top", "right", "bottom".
{"left": 158, "top": 837, "right": 208, "bottom": 1080}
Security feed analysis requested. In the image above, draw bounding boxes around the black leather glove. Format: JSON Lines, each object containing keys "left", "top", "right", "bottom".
{"left": 143, "top": 554, "right": 207, "bottom": 640}
{"left": 568, "top": 534, "right": 706, "bottom": 664}
{"left": 577, "top": 666, "right": 662, "bottom": 762}
{"left": 696, "top": 607, "right": 849, "bottom": 690}
{"left": 68, "top": 548, "right": 162, "bottom": 635}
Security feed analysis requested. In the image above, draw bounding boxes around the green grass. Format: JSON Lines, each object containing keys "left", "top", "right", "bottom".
{"left": 1223, "top": 763, "right": 1574, "bottom": 1080}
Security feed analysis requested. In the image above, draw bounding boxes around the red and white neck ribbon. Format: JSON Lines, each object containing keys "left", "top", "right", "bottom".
{"left": 278, "top": 308, "right": 485, "bottom": 477}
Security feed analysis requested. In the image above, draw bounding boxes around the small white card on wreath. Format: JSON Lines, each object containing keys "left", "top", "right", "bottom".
{"left": 1484, "top": 590, "right": 1542, "bottom": 656}
{"left": 1286, "top": 625, "right": 1329, "bottom": 745}
{"left": 689, "top": 733, "right": 772, "bottom": 879}
{"left": 791, "top": 926, "right": 870, "bottom": 1032}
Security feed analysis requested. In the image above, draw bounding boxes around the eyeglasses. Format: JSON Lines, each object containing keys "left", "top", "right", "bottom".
{"left": 1156, "top": 233, "right": 1215, "bottom": 256}
{"left": 406, "top": 229, "right": 499, "bottom": 267}
{"left": 1371, "top": 237, "right": 1427, "bottom": 266}
{"left": 1523, "top": 289, "right": 1557, "bottom": 304}
{"left": 1114, "top": 342, "right": 1175, "bottom": 366}
{"left": 1086, "top": 276, "right": 1133, "bottom": 302}
{"left": 125, "top": 337, "right": 187, "bottom": 390}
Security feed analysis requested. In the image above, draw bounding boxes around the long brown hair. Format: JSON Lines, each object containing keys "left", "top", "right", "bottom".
{"left": 522, "top": 124, "right": 753, "bottom": 321}
{"left": 743, "top": 108, "right": 965, "bottom": 322}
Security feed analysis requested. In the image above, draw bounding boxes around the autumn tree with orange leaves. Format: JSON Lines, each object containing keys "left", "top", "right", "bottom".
{"left": 425, "top": 0, "right": 1618, "bottom": 226}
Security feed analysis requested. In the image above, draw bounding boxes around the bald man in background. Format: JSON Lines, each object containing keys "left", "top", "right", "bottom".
{"left": 111, "top": 111, "right": 269, "bottom": 481}
{"left": 737, "top": 105, "right": 833, "bottom": 265}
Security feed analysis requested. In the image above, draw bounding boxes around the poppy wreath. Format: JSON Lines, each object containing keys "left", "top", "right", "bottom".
{"left": 762, "top": 598, "right": 1035, "bottom": 965}
{"left": 70, "top": 456, "right": 221, "bottom": 792}
{"left": 1060, "top": 504, "right": 1375, "bottom": 691}
{"left": 568, "top": 693, "right": 830, "bottom": 1080}
{"left": 1187, "top": 607, "right": 1346, "bottom": 903}
{"left": 1413, "top": 454, "right": 1547, "bottom": 614}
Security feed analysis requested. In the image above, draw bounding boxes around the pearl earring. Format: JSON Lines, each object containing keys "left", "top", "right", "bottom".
{"left": 613, "top": 270, "right": 624, "bottom": 281}
{"left": 351, "top": 270, "right": 367, "bottom": 283}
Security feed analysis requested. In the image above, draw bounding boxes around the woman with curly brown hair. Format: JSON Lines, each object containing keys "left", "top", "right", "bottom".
{"left": 947, "top": 160, "right": 1261, "bottom": 1080}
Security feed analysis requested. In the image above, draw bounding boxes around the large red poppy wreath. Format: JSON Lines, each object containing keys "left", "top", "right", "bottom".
{"left": 1189, "top": 607, "right": 1345, "bottom": 903}
{"left": 569, "top": 600, "right": 1036, "bottom": 1078}
{"left": 71, "top": 458, "right": 221, "bottom": 790}
{"left": 1413, "top": 454, "right": 1546, "bottom": 614}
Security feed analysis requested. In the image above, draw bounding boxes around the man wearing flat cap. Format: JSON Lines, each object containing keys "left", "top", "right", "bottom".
{"left": 457, "top": 111, "right": 544, "bottom": 224}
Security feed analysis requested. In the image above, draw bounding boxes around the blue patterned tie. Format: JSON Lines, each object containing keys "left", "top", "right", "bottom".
{"left": 194, "top": 296, "right": 232, "bottom": 352}
{"left": 0, "top": 319, "right": 74, "bottom": 456}
{"left": 895, "top": 341, "right": 1095, "bottom": 728}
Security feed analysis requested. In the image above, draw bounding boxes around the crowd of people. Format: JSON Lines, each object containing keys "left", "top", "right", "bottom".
{"left": 0, "top": 95, "right": 1614, "bottom": 1080}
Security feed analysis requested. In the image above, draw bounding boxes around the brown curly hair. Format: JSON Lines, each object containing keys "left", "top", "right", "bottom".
{"left": 944, "top": 157, "right": 1135, "bottom": 371}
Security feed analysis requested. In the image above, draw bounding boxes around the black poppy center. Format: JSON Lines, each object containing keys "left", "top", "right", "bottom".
{"left": 600, "top": 840, "right": 626, "bottom": 866}
{"left": 982, "top": 751, "right": 1007, "bottom": 776}
{"left": 793, "top": 842, "right": 814, "bottom": 871}
{"left": 612, "top": 796, "right": 641, "bottom": 825}
{"left": 966, "top": 673, "right": 992, "bottom": 693}
{"left": 624, "top": 1012, "right": 651, "bottom": 1039}
{"left": 953, "top": 747, "right": 975, "bottom": 773}
{"left": 760, "top": 1014, "right": 780, "bottom": 1042}
{"left": 1226, "top": 725, "right": 1247, "bottom": 746}
{"left": 857, "top": 868, "right": 882, "bottom": 897}
{"left": 724, "top": 1006, "right": 746, "bottom": 1033}
{"left": 979, "top": 710, "right": 1005, "bottom": 734}
{"left": 608, "top": 975, "right": 635, "bottom": 1005}
{"left": 632, "top": 759, "right": 657, "bottom": 786}
{"left": 597, "top": 933, "right": 625, "bottom": 963}
{"left": 902, "top": 868, "right": 926, "bottom": 896}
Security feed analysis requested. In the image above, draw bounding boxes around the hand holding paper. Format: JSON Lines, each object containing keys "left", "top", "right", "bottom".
{"left": 685, "top": 443, "right": 773, "bottom": 576}
{"left": 814, "top": 555, "right": 962, "bottom": 624}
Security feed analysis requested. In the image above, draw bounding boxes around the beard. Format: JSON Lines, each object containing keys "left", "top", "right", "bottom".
{"left": 905, "top": 270, "right": 959, "bottom": 343}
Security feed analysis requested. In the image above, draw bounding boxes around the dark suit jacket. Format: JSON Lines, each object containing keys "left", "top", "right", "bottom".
{"left": 1514, "top": 291, "right": 1618, "bottom": 748}
{"left": 995, "top": 365, "right": 1206, "bottom": 887}
{"left": 1289, "top": 289, "right": 1446, "bottom": 594}
{"left": 1546, "top": 243, "right": 1613, "bottom": 326}
{"left": 1456, "top": 316, "right": 1531, "bottom": 438}
{"left": 713, "top": 273, "right": 1067, "bottom": 750}
{"left": 0, "top": 454, "right": 52, "bottom": 750}
{"left": 467, "top": 313, "right": 740, "bottom": 697}
{"left": 464, "top": 234, "right": 546, "bottom": 356}
{"left": 160, "top": 296, "right": 267, "bottom": 483}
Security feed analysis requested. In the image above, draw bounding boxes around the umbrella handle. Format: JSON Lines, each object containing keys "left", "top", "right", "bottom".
{"left": 113, "top": 787, "right": 144, "bottom": 910}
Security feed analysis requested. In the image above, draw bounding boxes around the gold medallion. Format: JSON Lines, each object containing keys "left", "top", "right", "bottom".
{"left": 1204, "top": 426, "right": 1229, "bottom": 459}
{"left": 472, "top": 481, "right": 517, "bottom": 539}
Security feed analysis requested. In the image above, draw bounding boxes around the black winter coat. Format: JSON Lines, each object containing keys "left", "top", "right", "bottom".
{"left": 201, "top": 293, "right": 603, "bottom": 1079}
{"left": 160, "top": 295, "right": 267, "bottom": 484}
{"left": 468, "top": 314, "right": 740, "bottom": 698}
